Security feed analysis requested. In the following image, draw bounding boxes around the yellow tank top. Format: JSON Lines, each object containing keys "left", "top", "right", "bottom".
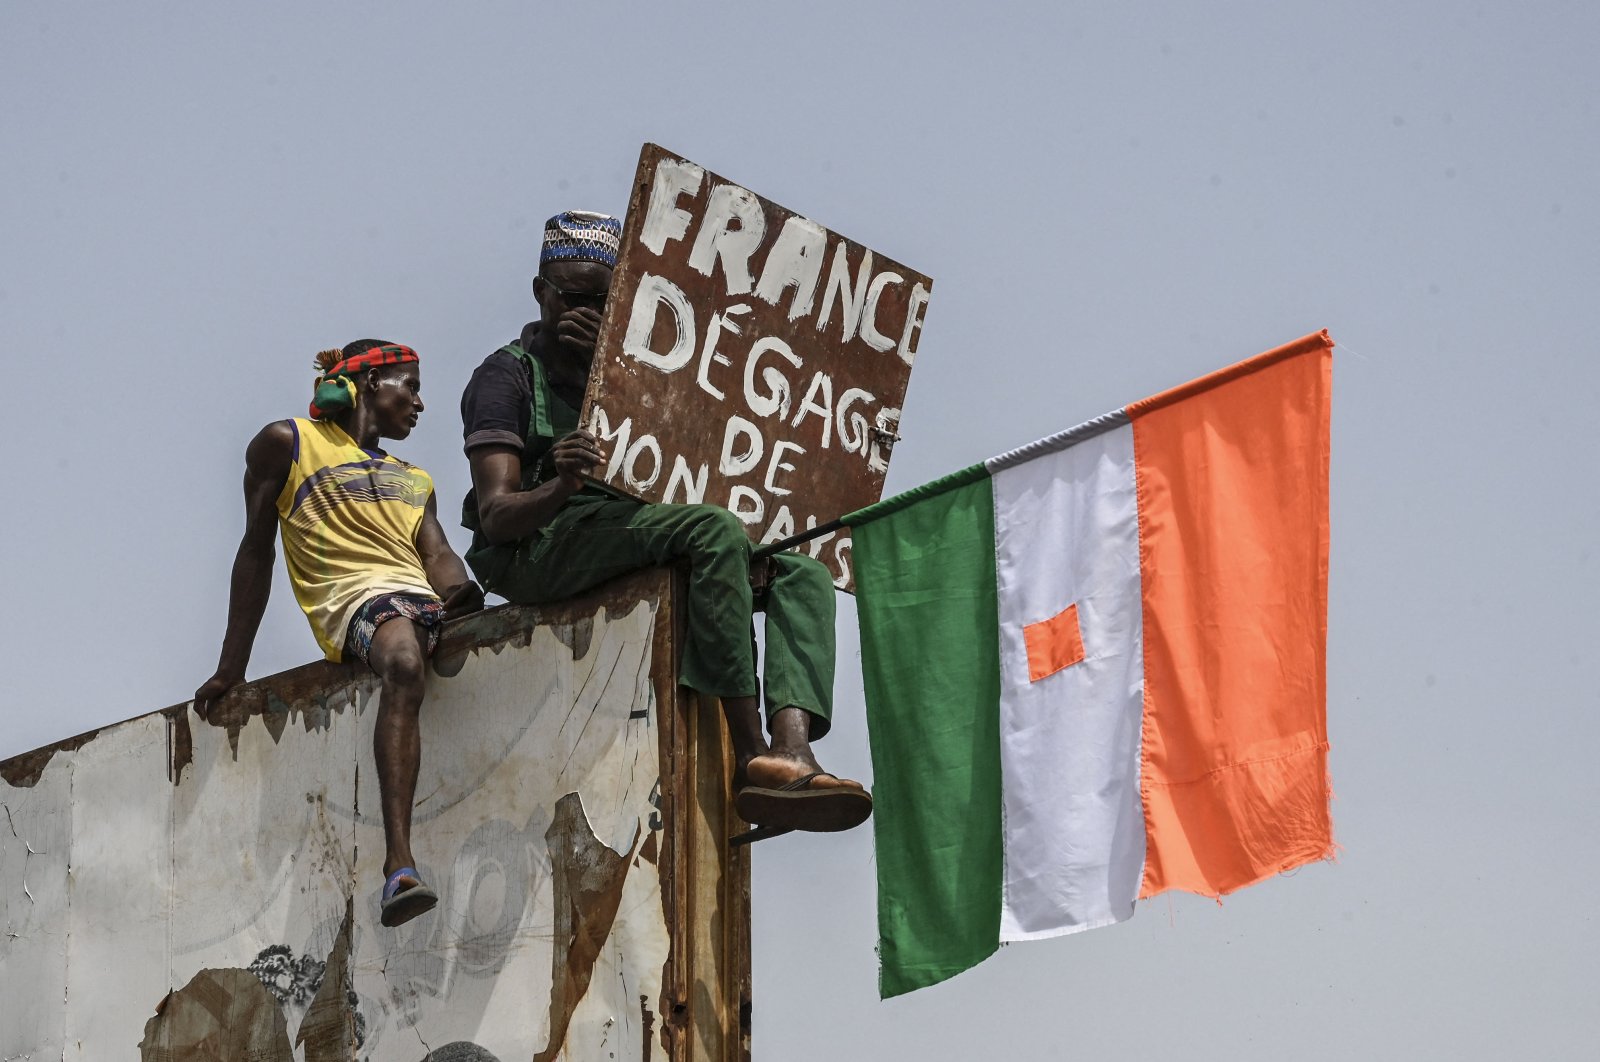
{"left": 276, "top": 418, "right": 436, "bottom": 662}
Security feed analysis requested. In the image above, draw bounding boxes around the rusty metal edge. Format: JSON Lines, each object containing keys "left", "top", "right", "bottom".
{"left": 578, "top": 141, "right": 664, "bottom": 439}
{"left": 0, "top": 569, "right": 676, "bottom": 789}
{"left": 652, "top": 562, "right": 689, "bottom": 1062}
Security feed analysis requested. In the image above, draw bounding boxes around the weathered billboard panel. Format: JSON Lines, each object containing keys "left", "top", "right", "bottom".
{"left": 583, "top": 143, "right": 934, "bottom": 590}
{"left": 0, "top": 571, "right": 749, "bottom": 1061}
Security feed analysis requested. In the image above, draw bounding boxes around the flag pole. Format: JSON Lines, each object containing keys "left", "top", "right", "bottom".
{"left": 752, "top": 517, "right": 846, "bottom": 559}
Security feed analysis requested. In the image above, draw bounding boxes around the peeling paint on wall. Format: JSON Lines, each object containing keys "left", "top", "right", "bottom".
{"left": 165, "top": 706, "right": 194, "bottom": 785}
{"left": 139, "top": 968, "right": 294, "bottom": 1060}
{"left": 0, "top": 574, "right": 742, "bottom": 1061}
{"left": 296, "top": 902, "right": 359, "bottom": 1059}
{"left": 535, "top": 793, "right": 638, "bottom": 1062}
{"left": 0, "top": 728, "right": 101, "bottom": 789}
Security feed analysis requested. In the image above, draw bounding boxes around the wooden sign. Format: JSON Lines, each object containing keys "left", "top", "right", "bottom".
{"left": 581, "top": 144, "right": 933, "bottom": 591}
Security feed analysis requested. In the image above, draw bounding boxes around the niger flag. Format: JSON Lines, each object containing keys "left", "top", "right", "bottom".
{"left": 847, "top": 331, "right": 1333, "bottom": 998}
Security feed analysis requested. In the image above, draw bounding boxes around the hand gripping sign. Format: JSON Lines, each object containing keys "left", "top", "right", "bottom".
{"left": 581, "top": 144, "right": 933, "bottom": 591}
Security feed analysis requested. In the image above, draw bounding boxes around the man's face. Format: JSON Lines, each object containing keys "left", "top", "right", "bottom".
{"left": 535, "top": 260, "right": 614, "bottom": 323}
{"left": 366, "top": 363, "right": 424, "bottom": 441}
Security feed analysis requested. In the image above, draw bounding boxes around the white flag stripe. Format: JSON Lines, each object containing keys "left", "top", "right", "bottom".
{"left": 994, "top": 423, "right": 1146, "bottom": 941}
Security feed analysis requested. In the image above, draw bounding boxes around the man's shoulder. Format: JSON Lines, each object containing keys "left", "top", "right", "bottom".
{"left": 245, "top": 418, "right": 298, "bottom": 467}
{"left": 258, "top": 417, "right": 301, "bottom": 441}
{"left": 465, "top": 343, "right": 533, "bottom": 395}
{"left": 462, "top": 332, "right": 540, "bottom": 453}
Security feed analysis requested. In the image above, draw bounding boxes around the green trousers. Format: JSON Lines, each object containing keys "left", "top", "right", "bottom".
{"left": 468, "top": 500, "right": 837, "bottom": 735}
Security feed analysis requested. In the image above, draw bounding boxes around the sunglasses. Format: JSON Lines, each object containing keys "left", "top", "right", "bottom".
{"left": 543, "top": 279, "right": 611, "bottom": 311}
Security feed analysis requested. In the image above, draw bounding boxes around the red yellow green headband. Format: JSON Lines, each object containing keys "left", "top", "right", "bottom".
{"left": 309, "top": 344, "right": 419, "bottom": 419}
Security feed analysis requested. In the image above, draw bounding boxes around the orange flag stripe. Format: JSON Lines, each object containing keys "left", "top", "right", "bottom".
{"left": 1128, "top": 331, "right": 1334, "bottom": 899}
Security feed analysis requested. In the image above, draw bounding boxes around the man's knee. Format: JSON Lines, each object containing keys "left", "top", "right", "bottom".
{"left": 370, "top": 623, "right": 429, "bottom": 697}
{"left": 384, "top": 650, "right": 427, "bottom": 691}
{"left": 780, "top": 551, "right": 835, "bottom": 591}
{"left": 680, "top": 504, "right": 750, "bottom": 554}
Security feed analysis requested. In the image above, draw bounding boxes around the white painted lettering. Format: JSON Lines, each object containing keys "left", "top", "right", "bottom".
{"left": 761, "top": 504, "right": 796, "bottom": 545}
{"left": 858, "top": 270, "right": 906, "bottom": 352}
{"left": 764, "top": 440, "right": 805, "bottom": 496}
{"left": 641, "top": 158, "right": 705, "bottom": 256}
{"left": 695, "top": 303, "right": 750, "bottom": 401}
{"left": 791, "top": 371, "right": 835, "bottom": 448}
{"left": 742, "top": 336, "right": 802, "bottom": 419}
{"left": 816, "top": 242, "right": 874, "bottom": 343}
{"left": 588, "top": 406, "right": 633, "bottom": 483}
{"left": 803, "top": 513, "right": 838, "bottom": 559}
{"left": 832, "top": 536, "right": 852, "bottom": 589}
{"left": 623, "top": 435, "right": 664, "bottom": 492}
{"left": 897, "top": 282, "right": 931, "bottom": 366}
{"left": 728, "top": 485, "right": 765, "bottom": 526}
{"left": 835, "top": 387, "right": 877, "bottom": 456}
{"left": 687, "top": 183, "right": 767, "bottom": 296}
{"left": 663, "top": 455, "right": 708, "bottom": 504}
{"left": 623, "top": 273, "right": 697, "bottom": 373}
{"left": 719, "top": 415, "right": 765, "bottom": 477}
{"left": 753, "top": 216, "right": 827, "bottom": 321}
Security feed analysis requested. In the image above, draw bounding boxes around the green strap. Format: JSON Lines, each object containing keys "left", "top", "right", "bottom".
{"left": 498, "top": 343, "right": 556, "bottom": 443}
{"left": 496, "top": 342, "right": 628, "bottom": 504}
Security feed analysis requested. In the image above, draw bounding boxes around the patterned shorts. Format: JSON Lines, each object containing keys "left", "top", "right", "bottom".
{"left": 344, "top": 592, "right": 445, "bottom": 666}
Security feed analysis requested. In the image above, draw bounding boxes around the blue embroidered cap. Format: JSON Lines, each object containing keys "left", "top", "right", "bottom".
{"left": 541, "top": 210, "right": 622, "bottom": 268}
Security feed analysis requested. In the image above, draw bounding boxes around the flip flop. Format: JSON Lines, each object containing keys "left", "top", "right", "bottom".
{"left": 379, "top": 866, "right": 438, "bottom": 928}
{"left": 733, "top": 772, "right": 873, "bottom": 841}
{"left": 730, "top": 824, "right": 793, "bottom": 847}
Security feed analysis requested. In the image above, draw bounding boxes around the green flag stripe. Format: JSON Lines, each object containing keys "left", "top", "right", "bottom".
{"left": 843, "top": 461, "right": 989, "bottom": 528}
{"left": 854, "top": 472, "right": 1003, "bottom": 998}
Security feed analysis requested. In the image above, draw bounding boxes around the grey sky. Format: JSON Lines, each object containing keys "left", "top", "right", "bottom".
{"left": 3, "top": 2, "right": 1596, "bottom": 1057}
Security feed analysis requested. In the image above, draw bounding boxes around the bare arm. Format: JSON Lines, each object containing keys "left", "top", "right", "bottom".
{"left": 194, "top": 421, "right": 294, "bottom": 719}
{"left": 469, "top": 430, "right": 608, "bottom": 546}
{"left": 416, "top": 494, "right": 484, "bottom": 619}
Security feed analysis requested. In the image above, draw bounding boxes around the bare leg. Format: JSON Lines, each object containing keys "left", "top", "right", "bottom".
{"left": 366, "top": 618, "right": 431, "bottom": 878}
{"left": 730, "top": 702, "right": 871, "bottom": 834}
{"left": 731, "top": 703, "right": 864, "bottom": 793}
{"left": 721, "top": 694, "right": 770, "bottom": 777}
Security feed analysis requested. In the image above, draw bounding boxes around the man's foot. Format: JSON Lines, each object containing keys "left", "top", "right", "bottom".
{"left": 736, "top": 752, "right": 865, "bottom": 793}
{"left": 734, "top": 754, "right": 872, "bottom": 834}
{"left": 379, "top": 866, "right": 438, "bottom": 928}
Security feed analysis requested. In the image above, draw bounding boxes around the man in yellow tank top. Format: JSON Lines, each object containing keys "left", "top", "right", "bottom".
{"left": 194, "top": 340, "right": 484, "bottom": 928}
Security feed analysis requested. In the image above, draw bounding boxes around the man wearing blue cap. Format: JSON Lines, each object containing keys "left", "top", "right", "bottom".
{"left": 459, "top": 211, "right": 870, "bottom": 839}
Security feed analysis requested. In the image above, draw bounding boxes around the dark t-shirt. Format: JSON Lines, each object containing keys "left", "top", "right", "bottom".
{"left": 460, "top": 322, "right": 546, "bottom": 458}
{"left": 458, "top": 322, "right": 614, "bottom": 543}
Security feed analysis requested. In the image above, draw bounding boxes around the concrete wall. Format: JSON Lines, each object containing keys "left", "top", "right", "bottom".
{"left": 0, "top": 570, "right": 750, "bottom": 1061}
